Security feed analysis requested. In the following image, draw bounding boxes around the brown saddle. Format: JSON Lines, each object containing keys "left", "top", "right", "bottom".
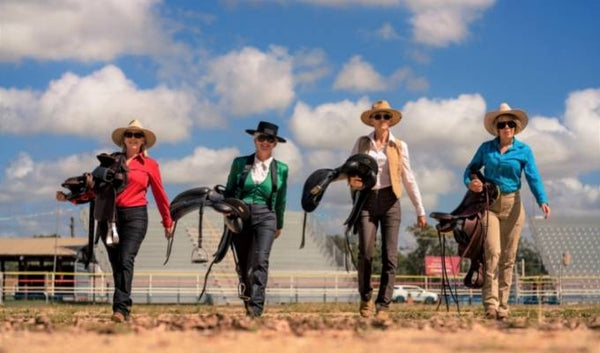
{"left": 430, "top": 175, "right": 499, "bottom": 289}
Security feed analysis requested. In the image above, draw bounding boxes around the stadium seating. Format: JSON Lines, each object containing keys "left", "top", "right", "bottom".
{"left": 529, "top": 216, "right": 600, "bottom": 276}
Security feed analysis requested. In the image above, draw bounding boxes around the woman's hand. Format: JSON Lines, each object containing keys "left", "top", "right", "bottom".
{"left": 348, "top": 176, "right": 364, "bottom": 190}
{"left": 56, "top": 191, "right": 67, "bottom": 202}
{"left": 164, "top": 224, "right": 175, "bottom": 239}
{"left": 417, "top": 215, "right": 427, "bottom": 230}
{"left": 541, "top": 203, "right": 551, "bottom": 219}
{"left": 275, "top": 229, "right": 282, "bottom": 239}
{"left": 468, "top": 179, "right": 483, "bottom": 193}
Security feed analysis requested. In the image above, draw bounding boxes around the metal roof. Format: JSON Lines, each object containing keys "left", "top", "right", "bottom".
{"left": 0, "top": 237, "right": 87, "bottom": 257}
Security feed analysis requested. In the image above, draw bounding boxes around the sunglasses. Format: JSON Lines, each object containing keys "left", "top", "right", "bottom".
{"left": 371, "top": 113, "right": 392, "bottom": 121}
{"left": 496, "top": 121, "right": 517, "bottom": 129}
{"left": 256, "top": 134, "right": 276, "bottom": 143}
{"left": 124, "top": 131, "right": 145, "bottom": 139}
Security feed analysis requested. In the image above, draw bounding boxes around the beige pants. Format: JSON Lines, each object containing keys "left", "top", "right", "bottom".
{"left": 482, "top": 192, "right": 525, "bottom": 315}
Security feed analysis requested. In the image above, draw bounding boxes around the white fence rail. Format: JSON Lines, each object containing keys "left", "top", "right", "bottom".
{"left": 1, "top": 271, "right": 600, "bottom": 304}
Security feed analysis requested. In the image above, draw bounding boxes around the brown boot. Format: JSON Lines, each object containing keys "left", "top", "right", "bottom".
{"left": 375, "top": 310, "right": 390, "bottom": 321}
{"left": 484, "top": 308, "right": 497, "bottom": 320}
{"left": 496, "top": 310, "right": 509, "bottom": 321}
{"left": 111, "top": 312, "right": 125, "bottom": 323}
{"left": 359, "top": 300, "right": 375, "bottom": 318}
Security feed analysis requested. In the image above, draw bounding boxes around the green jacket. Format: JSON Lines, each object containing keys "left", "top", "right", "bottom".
{"left": 224, "top": 154, "right": 288, "bottom": 229}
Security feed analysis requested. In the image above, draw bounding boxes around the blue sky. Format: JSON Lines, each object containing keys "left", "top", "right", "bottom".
{"left": 1, "top": 0, "right": 599, "bottom": 240}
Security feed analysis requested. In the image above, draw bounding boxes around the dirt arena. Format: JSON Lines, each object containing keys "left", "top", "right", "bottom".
{"left": 1, "top": 303, "right": 600, "bottom": 353}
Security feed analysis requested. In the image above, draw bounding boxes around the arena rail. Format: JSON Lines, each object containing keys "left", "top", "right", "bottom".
{"left": 1, "top": 271, "right": 599, "bottom": 304}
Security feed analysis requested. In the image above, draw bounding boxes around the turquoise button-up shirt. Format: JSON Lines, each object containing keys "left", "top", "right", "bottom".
{"left": 464, "top": 137, "right": 548, "bottom": 206}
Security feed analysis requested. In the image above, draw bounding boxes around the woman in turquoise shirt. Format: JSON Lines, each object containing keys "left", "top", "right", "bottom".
{"left": 225, "top": 121, "right": 288, "bottom": 317}
{"left": 464, "top": 102, "right": 551, "bottom": 321}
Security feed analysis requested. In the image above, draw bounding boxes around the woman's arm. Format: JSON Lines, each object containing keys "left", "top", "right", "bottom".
{"left": 147, "top": 160, "right": 173, "bottom": 228}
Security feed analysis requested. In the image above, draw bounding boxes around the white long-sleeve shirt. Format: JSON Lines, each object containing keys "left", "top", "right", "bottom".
{"left": 351, "top": 131, "right": 426, "bottom": 216}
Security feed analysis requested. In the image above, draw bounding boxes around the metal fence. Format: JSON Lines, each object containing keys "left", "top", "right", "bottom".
{"left": 1, "top": 271, "right": 600, "bottom": 305}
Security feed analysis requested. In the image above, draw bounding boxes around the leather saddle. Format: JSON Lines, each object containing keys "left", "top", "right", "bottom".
{"left": 430, "top": 171, "right": 499, "bottom": 289}
{"left": 300, "top": 154, "right": 378, "bottom": 249}
{"left": 167, "top": 185, "right": 249, "bottom": 265}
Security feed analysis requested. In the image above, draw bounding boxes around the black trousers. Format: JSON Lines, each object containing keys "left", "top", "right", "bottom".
{"left": 357, "top": 187, "right": 401, "bottom": 310}
{"left": 105, "top": 206, "right": 148, "bottom": 316}
{"left": 232, "top": 204, "right": 276, "bottom": 316}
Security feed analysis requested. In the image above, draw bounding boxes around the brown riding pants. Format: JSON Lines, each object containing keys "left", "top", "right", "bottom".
{"left": 482, "top": 192, "right": 525, "bottom": 315}
{"left": 357, "top": 187, "right": 401, "bottom": 311}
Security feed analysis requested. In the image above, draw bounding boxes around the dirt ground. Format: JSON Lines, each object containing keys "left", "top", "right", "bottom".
{"left": 1, "top": 303, "right": 600, "bottom": 353}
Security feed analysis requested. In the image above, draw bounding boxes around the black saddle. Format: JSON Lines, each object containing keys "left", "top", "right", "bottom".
{"left": 166, "top": 185, "right": 249, "bottom": 265}
{"left": 300, "top": 154, "right": 378, "bottom": 270}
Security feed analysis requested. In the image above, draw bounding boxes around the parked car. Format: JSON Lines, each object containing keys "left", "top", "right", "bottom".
{"left": 392, "top": 285, "right": 439, "bottom": 304}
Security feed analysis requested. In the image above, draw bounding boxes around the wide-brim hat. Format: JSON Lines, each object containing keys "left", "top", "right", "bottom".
{"left": 360, "top": 100, "right": 402, "bottom": 127}
{"left": 245, "top": 121, "right": 287, "bottom": 143}
{"left": 484, "top": 102, "right": 528, "bottom": 136}
{"left": 111, "top": 119, "right": 157, "bottom": 148}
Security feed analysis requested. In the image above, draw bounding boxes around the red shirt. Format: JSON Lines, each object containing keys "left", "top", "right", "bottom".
{"left": 71, "top": 153, "right": 173, "bottom": 228}
{"left": 117, "top": 154, "right": 173, "bottom": 227}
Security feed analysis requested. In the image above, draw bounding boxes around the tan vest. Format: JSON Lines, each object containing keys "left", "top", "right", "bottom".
{"left": 358, "top": 136, "right": 403, "bottom": 198}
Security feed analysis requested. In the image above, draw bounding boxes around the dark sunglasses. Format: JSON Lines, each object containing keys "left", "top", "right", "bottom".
{"left": 371, "top": 113, "right": 392, "bottom": 121}
{"left": 124, "top": 131, "right": 145, "bottom": 139}
{"left": 256, "top": 134, "right": 276, "bottom": 143}
{"left": 496, "top": 121, "right": 517, "bottom": 129}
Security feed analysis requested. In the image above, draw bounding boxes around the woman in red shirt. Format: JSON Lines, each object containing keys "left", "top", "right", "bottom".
{"left": 57, "top": 120, "right": 173, "bottom": 322}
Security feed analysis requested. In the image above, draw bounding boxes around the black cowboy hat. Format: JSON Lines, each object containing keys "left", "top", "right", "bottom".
{"left": 245, "top": 121, "right": 287, "bottom": 143}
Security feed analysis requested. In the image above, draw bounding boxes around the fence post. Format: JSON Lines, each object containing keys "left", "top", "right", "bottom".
{"left": 293, "top": 276, "right": 298, "bottom": 303}
{"left": 334, "top": 274, "right": 338, "bottom": 302}
{"left": 147, "top": 274, "right": 152, "bottom": 304}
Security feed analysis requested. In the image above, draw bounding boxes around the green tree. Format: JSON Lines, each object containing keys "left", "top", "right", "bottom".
{"left": 326, "top": 234, "right": 383, "bottom": 273}
{"left": 516, "top": 238, "right": 547, "bottom": 275}
{"left": 398, "top": 225, "right": 458, "bottom": 275}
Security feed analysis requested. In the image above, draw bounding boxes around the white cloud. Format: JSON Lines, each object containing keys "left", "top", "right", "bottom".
{"left": 545, "top": 178, "right": 600, "bottom": 216}
{"left": 405, "top": 0, "right": 496, "bottom": 47}
{"left": 0, "top": 65, "right": 204, "bottom": 144}
{"left": 333, "top": 56, "right": 387, "bottom": 92}
{"left": 158, "top": 139, "right": 304, "bottom": 186}
{"left": 391, "top": 67, "right": 429, "bottom": 92}
{"left": 283, "top": 0, "right": 496, "bottom": 48}
{"left": 333, "top": 57, "right": 428, "bottom": 93}
{"left": 292, "top": 48, "right": 331, "bottom": 85}
{"left": 273, "top": 140, "right": 305, "bottom": 182}
{"left": 0, "top": 151, "right": 99, "bottom": 203}
{"left": 0, "top": 0, "right": 182, "bottom": 62}
{"left": 376, "top": 23, "right": 401, "bottom": 40}
{"left": 159, "top": 146, "right": 240, "bottom": 186}
{"left": 400, "top": 94, "right": 488, "bottom": 166}
{"left": 289, "top": 97, "right": 373, "bottom": 149}
{"left": 207, "top": 46, "right": 295, "bottom": 116}
{"left": 521, "top": 88, "right": 600, "bottom": 176}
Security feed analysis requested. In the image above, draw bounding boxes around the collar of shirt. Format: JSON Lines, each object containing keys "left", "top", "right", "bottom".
{"left": 492, "top": 137, "right": 525, "bottom": 151}
{"left": 128, "top": 152, "right": 147, "bottom": 164}
{"left": 367, "top": 130, "right": 397, "bottom": 150}
{"left": 253, "top": 156, "right": 273, "bottom": 171}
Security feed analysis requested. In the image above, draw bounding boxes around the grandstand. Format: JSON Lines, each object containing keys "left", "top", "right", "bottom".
{"left": 86, "top": 208, "right": 345, "bottom": 304}
{"left": 529, "top": 216, "right": 600, "bottom": 276}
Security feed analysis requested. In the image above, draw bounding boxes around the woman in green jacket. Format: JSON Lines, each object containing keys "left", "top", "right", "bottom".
{"left": 225, "top": 121, "right": 288, "bottom": 317}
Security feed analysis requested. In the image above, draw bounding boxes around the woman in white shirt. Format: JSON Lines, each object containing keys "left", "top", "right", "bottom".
{"left": 348, "top": 100, "right": 427, "bottom": 320}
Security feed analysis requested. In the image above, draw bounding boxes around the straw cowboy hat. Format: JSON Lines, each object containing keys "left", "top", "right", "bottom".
{"left": 111, "top": 119, "right": 157, "bottom": 148}
{"left": 484, "top": 102, "right": 528, "bottom": 136}
{"left": 245, "top": 121, "right": 287, "bottom": 143}
{"left": 360, "top": 100, "right": 402, "bottom": 127}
